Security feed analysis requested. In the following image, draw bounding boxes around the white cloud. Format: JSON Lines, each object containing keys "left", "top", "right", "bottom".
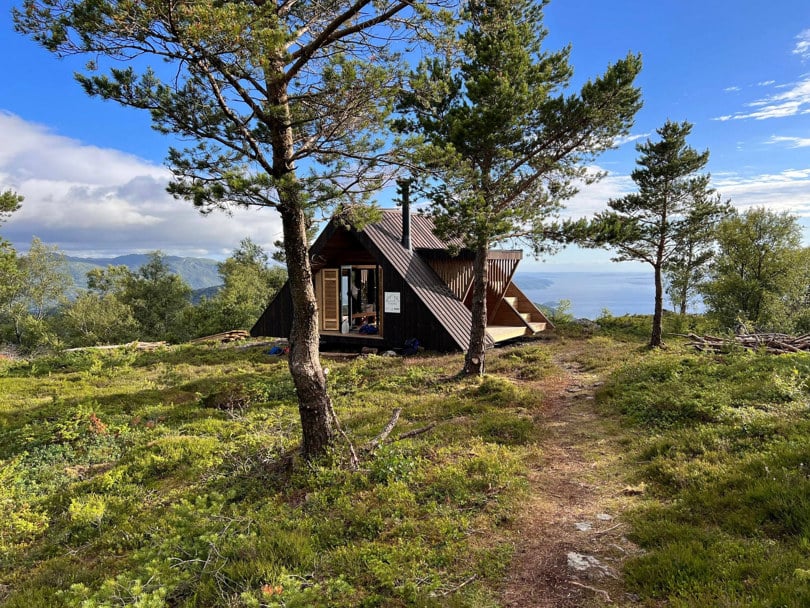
{"left": 521, "top": 166, "right": 810, "bottom": 271}
{"left": 757, "top": 80, "right": 776, "bottom": 87}
{"left": 559, "top": 167, "right": 635, "bottom": 219}
{"left": 724, "top": 86, "right": 742, "bottom": 92}
{"left": 714, "top": 76, "right": 810, "bottom": 121}
{"left": 613, "top": 133, "right": 649, "bottom": 147}
{"left": 714, "top": 168, "right": 810, "bottom": 220}
{"left": 767, "top": 135, "right": 810, "bottom": 148}
{"left": 794, "top": 29, "right": 810, "bottom": 61}
{"left": 0, "top": 112, "right": 285, "bottom": 258}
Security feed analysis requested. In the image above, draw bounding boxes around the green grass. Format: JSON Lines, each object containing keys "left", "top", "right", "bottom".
{"left": 597, "top": 342, "right": 810, "bottom": 607}
{"left": 4, "top": 327, "right": 810, "bottom": 607}
{"left": 0, "top": 344, "right": 544, "bottom": 607}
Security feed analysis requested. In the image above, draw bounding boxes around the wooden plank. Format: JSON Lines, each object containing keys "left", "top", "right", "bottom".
{"left": 486, "top": 326, "right": 528, "bottom": 342}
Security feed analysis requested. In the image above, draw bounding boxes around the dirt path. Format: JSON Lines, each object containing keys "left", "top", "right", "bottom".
{"left": 500, "top": 353, "right": 641, "bottom": 607}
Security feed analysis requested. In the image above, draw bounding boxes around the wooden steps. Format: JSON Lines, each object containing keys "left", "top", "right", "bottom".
{"left": 528, "top": 322, "right": 546, "bottom": 334}
{"left": 486, "top": 325, "right": 530, "bottom": 342}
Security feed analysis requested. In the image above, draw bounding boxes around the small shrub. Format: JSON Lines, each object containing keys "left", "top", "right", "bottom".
{"left": 368, "top": 444, "right": 422, "bottom": 484}
{"left": 125, "top": 435, "right": 222, "bottom": 482}
{"left": 68, "top": 494, "right": 107, "bottom": 527}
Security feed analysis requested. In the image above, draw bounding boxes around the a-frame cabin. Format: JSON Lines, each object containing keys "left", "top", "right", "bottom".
{"left": 251, "top": 206, "right": 552, "bottom": 352}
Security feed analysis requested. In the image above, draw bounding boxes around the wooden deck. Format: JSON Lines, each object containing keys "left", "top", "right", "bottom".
{"left": 486, "top": 322, "right": 547, "bottom": 344}
{"left": 486, "top": 325, "right": 530, "bottom": 342}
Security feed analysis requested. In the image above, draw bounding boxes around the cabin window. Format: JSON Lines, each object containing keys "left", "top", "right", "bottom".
{"left": 319, "top": 265, "right": 382, "bottom": 336}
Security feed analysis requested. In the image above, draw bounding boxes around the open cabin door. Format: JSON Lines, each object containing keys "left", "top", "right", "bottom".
{"left": 318, "top": 266, "right": 382, "bottom": 336}
{"left": 320, "top": 268, "right": 340, "bottom": 331}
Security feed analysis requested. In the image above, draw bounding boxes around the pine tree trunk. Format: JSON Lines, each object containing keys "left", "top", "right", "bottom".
{"left": 268, "top": 64, "right": 333, "bottom": 459}
{"left": 280, "top": 200, "right": 334, "bottom": 459}
{"left": 678, "top": 277, "right": 688, "bottom": 315}
{"left": 650, "top": 263, "right": 664, "bottom": 348}
{"left": 464, "top": 245, "right": 489, "bottom": 376}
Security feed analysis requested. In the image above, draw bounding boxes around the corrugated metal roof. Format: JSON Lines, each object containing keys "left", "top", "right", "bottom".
{"left": 372, "top": 209, "right": 466, "bottom": 250}
{"left": 363, "top": 211, "right": 492, "bottom": 351}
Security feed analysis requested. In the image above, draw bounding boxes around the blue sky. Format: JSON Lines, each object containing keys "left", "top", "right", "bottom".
{"left": 0, "top": 1, "right": 809, "bottom": 271}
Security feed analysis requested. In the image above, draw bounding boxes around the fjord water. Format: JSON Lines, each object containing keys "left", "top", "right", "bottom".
{"left": 515, "top": 271, "right": 668, "bottom": 320}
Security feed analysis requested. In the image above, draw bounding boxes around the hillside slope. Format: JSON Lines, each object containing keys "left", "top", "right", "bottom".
{"left": 2, "top": 324, "right": 809, "bottom": 607}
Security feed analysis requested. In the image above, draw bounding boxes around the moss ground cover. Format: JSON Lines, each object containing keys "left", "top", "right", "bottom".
{"left": 0, "top": 344, "right": 542, "bottom": 607}
{"left": 3, "top": 326, "right": 810, "bottom": 607}
{"left": 594, "top": 325, "right": 810, "bottom": 607}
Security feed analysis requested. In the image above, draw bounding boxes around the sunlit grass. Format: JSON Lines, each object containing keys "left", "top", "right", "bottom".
{"left": 0, "top": 342, "right": 549, "bottom": 607}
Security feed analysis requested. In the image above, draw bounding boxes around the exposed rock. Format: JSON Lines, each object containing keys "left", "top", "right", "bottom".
{"left": 566, "top": 552, "right": 617, "bottom": 579}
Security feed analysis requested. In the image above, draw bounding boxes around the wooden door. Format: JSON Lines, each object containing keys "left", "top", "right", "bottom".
{"left": 320, "top": 269, "right": 340, "bottom": 331}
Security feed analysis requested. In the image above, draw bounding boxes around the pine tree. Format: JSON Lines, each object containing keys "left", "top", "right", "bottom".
{"left": 15, "top": 0, "right": 444, "bottom": 457}
{"left": 397, "top": 0, "right": 642, "bottom": 374}
{"left": 586, "top": 121, "right": 728, "bottom": 347}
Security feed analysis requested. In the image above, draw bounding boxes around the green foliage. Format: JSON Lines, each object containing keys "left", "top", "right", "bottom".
{"left": 0, "top": 240, "right": 21, "bottom": 308}
{"left": 701, "top": 207, "right": 810, "bottom": 331}
{"left": 13, "top": 0, "right": 448, "bottom": 460}
{"left": 0, "top": 456, "right": 50, "bottom": 557}
{"left": 120, "top": 251, "right": 193, "bottom": 342}
{"left": 0, "top": 237, "right": 74, "bottom": 348}
{"left": 398, "top": 0, "right": 642, "bottom": 252}
{"left": 487, "top": 344, "right": 554, "bottom": 380}
{"left": 68, "top": 494, "right": 107, "bottom": 527}
{"left": 58, "top": 292, "right": 139, "bottom": 346}
{"left": 13, "top": 0, "right": 419, "bottom": 216}
{"left": 86, "top": 264, "right": 132, "bottom": 296}
{"left": 397, "top": 0, "right": 641, "bottom": 372}
{"left": 598, "top": 343, "right": 810, "bottom": 606}
{"left": 596, "top": 311, "right": 718, "bottom": 342}
{"left": 0, "top": 189, "right": 23, "bottom": 226}
{"left": 0, "top": 343, "right": 535, "bottom": 606}
{"left": 194, "top": 238, "right": 287, "bottom": 335}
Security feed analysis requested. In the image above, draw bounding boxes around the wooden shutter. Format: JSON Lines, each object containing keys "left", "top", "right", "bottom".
{"left": 321, "top": 269, "right": 340, "bottom": 331}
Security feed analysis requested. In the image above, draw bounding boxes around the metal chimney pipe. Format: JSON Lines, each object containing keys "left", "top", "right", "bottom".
{"left": 398, "top": 179, "right": 412, "bottom": 251}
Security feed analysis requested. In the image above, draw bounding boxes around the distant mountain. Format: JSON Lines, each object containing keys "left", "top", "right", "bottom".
{"left": 65, "top": 254, "right": 222, "bottom": 291}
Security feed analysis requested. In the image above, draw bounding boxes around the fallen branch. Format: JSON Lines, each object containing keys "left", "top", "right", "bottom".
{"left": 363, "top": 408, "right": 402, "bottom": 453}
{"left": 592, "top": 522, "right": 624, "bottom": 536}
{"left": 431, "top": 574, "right": 477, "bottom": 597}
{"left": 393, "top": 422, "right": 437, "bottom": 442}
{"left": 568, "top": 581, "right": 612, "bottom": 603}
{"left": 326, "top": 402, "right": 359, "bottom": 471}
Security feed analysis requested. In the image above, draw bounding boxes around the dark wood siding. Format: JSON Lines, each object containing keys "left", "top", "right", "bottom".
{"left": 252, "top": 212, "right": 539, "bottom": 351}
{"left": 372, "top": 264, "right": 461, "bottom": 352}
{"left": 251, "top": 282, "right": 293, "bottom": 339}
{"left": 362, "top": 217, "right": 476, "bottom": 350}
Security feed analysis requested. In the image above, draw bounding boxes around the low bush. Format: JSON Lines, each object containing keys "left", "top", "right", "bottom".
{"left": 0, "top": 343, "right": 534, "bottom": 607}
{"left": 601, "top": 344, "right": 810, "bottom": 606}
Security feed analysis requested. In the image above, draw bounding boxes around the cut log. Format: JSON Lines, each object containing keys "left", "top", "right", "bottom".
{"left": 190, "top": 330, "right": 250, "bottom": 344}
{"left": 686, "top": 332, "right": 810, "bottom": 355}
